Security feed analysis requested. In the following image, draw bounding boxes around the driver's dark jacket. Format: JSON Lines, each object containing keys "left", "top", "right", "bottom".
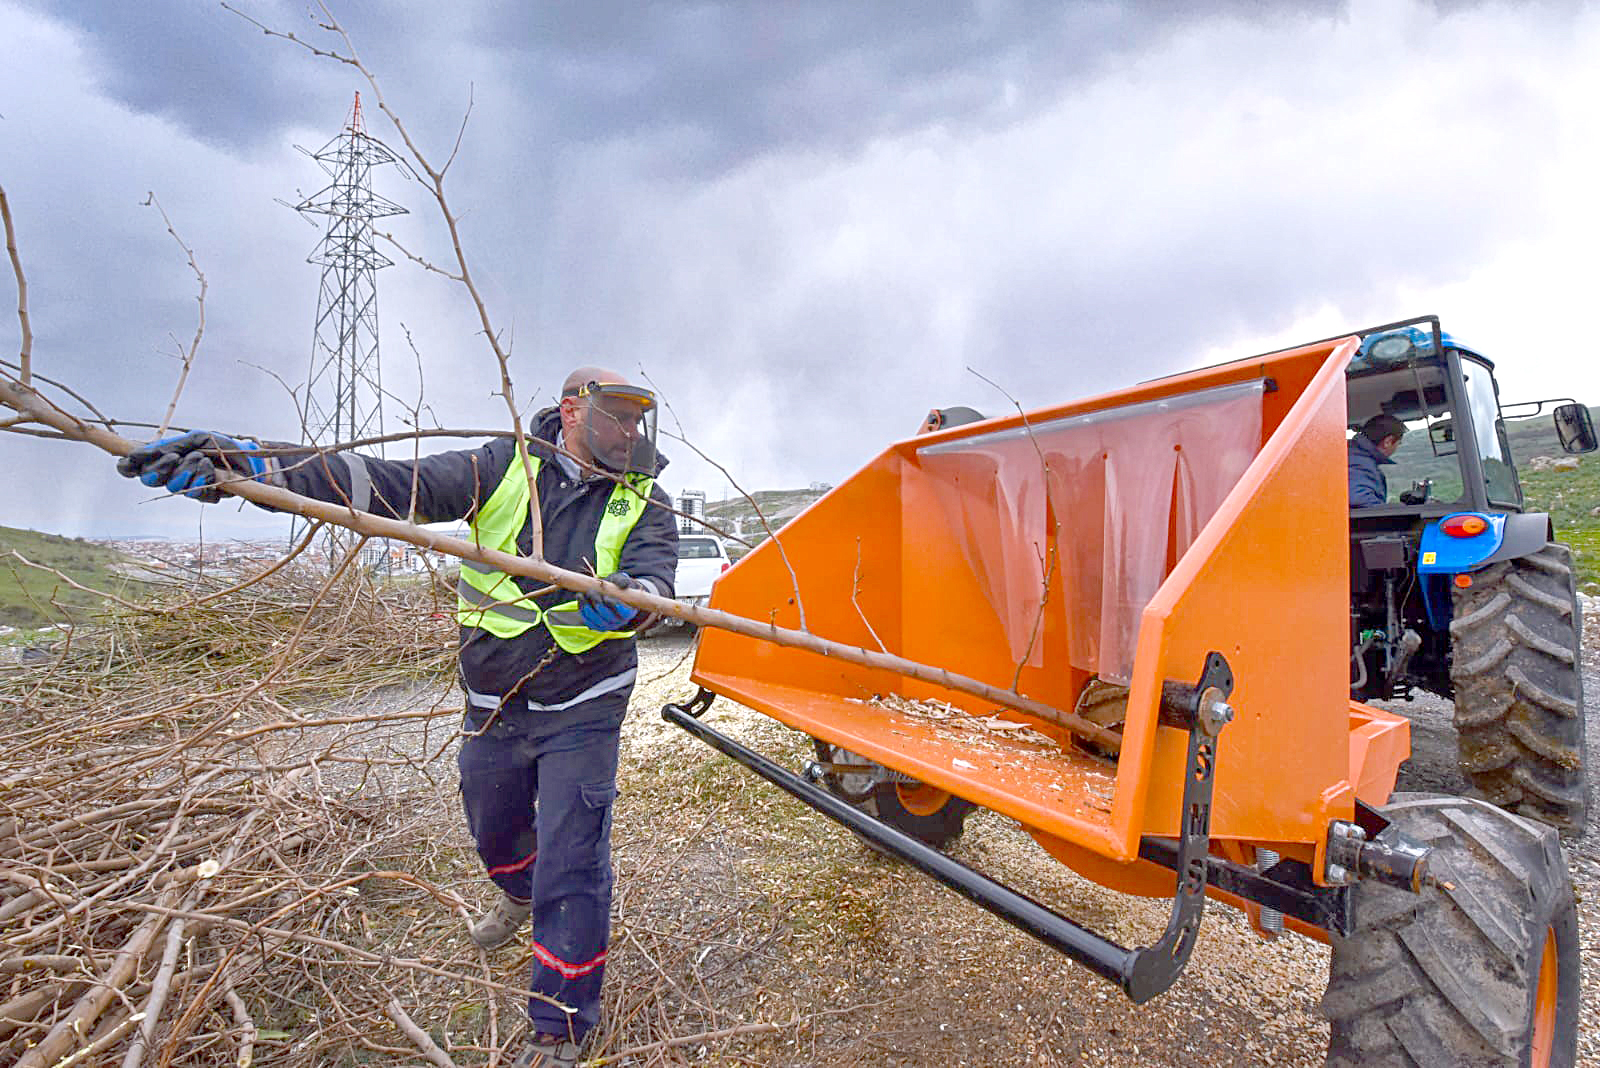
{"left": 271, "top": 407, "right": 677, "bottom": 705}
{"left": 1348, "top": 434, "right": 1392, "bottom": 507}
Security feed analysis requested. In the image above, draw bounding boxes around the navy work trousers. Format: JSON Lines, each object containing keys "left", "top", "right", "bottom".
{"left": 457, "top": 688, "right": 627, "bottom": 1042}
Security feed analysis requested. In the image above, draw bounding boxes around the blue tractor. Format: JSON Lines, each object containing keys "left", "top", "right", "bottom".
{"left": 1344, "top": 315, "right": 1594, "bottom": 833}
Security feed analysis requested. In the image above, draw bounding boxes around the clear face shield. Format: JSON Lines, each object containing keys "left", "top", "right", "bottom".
{"left": 571, "top": 381, "right": 659, "bottom": 474}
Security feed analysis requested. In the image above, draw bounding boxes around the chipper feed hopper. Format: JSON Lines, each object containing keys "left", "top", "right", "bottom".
{"left": 663, "top": 335, "right": 1580, "bottom": 1066}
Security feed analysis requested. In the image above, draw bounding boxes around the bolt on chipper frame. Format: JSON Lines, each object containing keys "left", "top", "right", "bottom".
{"left": 662, "top": 328, "right": 1581, "bottom": 1065}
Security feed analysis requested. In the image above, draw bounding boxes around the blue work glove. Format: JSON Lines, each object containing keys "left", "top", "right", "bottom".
{"left": 578, "top": 572, "right": 642, "bottom": 631}
{"left": 116, "top": 431, "right": 270, "bottom": 504}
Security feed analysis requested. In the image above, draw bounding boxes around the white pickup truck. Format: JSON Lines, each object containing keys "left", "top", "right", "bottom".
{"left": 673, "top": 534, "right": 730, "bottom": 618}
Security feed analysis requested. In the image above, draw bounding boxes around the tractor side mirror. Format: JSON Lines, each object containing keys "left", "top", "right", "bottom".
{"left": 1428, "top": 418, "right": 1454, "bottom": 445}
{"left": 1553, "top": 403, "right": 1598, "bottom": 454}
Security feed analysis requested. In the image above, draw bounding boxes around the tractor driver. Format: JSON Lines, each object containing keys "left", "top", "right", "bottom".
{"left": 1348, "top": 413, "right": 1406, "bottom": 507}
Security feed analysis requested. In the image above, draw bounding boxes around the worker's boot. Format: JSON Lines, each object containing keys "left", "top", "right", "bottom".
{"left": 469, "top": 893, "right": 531, "bottom": 950}
{"left": 510, "top": 1032, "right": 580, "bottom": 1068}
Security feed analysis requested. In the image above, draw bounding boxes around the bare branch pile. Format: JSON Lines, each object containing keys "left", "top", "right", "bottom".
{"left": 0, "top": 566, "right": 537, "bottom": 1067}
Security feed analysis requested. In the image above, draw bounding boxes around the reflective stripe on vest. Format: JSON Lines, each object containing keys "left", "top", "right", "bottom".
{"left": 455, "top": 449, "right": 654, "bottom": 652}
{"left": 457, "top": 559, "right": 542, "bottom": 623}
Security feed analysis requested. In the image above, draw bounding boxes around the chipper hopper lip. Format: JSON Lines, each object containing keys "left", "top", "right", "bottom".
{"left": 670, "top": 331, "right": 1417, "bottom": 997}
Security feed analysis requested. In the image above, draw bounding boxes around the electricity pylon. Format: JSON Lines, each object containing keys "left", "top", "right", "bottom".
{"left": 291, "top": 93, "right": 407, "bottom": 568}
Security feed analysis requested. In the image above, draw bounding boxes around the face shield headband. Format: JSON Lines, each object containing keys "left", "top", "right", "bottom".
{"left": 566, "top": 381, "right": 659, "bottom": 475}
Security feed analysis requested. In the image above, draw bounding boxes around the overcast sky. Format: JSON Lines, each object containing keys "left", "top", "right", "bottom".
{"left": 2, "top": 0, "right": 1599, "bottom": 540}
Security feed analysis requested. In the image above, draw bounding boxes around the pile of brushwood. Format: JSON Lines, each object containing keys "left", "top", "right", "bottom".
{"left": 0, "top": 560, "right": 543, "bottom": 1067}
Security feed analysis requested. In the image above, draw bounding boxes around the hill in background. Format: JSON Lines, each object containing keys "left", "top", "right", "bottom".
{"left": 1388, "top": 406, "right": 1600, "bottom": 584}
{"left": 701, "top": 487, "right": 830, "bottom": 554}
{"left": 1508, "top": 407, "right": 1600, "bottom": 588}
{"left": 0, "top": 525, "right": 154, "bottom": 630}
{"left": 1390, "top": 405, "right": 1597, "bottom": 480}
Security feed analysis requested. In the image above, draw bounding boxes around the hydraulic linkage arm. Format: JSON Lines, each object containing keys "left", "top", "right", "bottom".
{"left": 662, "top": 652, "right": 1236, "bottom": 1004}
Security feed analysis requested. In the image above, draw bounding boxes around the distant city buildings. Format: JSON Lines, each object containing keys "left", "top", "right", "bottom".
{"left": 97, "top": 536, "right": 450, "bottom": 577}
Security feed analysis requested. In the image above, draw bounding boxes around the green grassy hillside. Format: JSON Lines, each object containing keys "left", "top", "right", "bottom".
{"left": 1520, "top": 461, "right": 1600, "bottom": 591}
{"left": 1398, "top": 407, "right": 1600, "bottom": 589}
{"left": 0, "top": 526, "right": 152, "bottom": 629}
{"left": 1385, "top": 407, "right": 1596, "bottom": 489}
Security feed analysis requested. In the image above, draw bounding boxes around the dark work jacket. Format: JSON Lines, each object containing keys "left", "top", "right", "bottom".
{"left": 1347, "top": 434, "right": 1392, "bottom": 507}
{"left": 272, "top": 408, "right": 678, "bottom": 704}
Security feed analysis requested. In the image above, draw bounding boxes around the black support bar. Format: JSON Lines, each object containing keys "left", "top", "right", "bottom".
{"left": 665, "top": 655, "right": 1235, "bottom": 1003}
{"left": 1138, "top": 839, "right": 1351, "bottom": 936}
{"left": 662, "top": 697, "right": 1138, "bottom": 992}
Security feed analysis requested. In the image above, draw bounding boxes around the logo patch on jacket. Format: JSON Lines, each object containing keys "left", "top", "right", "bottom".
{"left": 607, "top": 498, "right": 632, "bottom": 517}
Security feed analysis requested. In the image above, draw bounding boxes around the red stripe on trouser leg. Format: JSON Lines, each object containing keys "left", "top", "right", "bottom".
{"left": 530, "top": 938, "right": 607, "bottom": 979}
{"left": 487, "top": 850, "right": 536, "bottom": 876}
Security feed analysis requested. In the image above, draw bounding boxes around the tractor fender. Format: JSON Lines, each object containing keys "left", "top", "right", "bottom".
{"left": 1416, "top": 512, "right": 1552, "bottom": 628}
{"left": 1417, "top": 511, "right": 1551, "bottom": 574}
{"left": 1479, "top": 511, "right": 1554, "bottom": 565}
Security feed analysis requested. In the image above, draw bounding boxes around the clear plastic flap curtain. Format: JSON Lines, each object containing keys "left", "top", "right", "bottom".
{"left": 916, "top": 380, "right": 1265, "bottom": 684}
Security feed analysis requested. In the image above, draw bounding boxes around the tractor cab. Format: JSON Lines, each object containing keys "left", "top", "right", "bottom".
{"left": 1344, "top": 322, "right": 1594, "bottom": 518}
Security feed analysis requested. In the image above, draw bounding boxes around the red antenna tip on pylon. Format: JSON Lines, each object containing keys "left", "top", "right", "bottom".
{"left": 348, "top": 91, "right": 364, "bottom": 135}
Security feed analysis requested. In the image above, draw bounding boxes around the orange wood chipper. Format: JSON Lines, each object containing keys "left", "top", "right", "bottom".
{"left": 661, "top": 331, "right": 1580, "bottom": 1066}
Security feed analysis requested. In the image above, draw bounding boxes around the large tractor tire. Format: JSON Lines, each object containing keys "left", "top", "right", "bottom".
{"left": 1323, "top": 795, "right": 1579, "bottom": 1067}
{"left": 810, "top": 739, "right": 974, "bottom": 849}
{"left": 1450, "top": 543, "right": 1588, "bottom": 834}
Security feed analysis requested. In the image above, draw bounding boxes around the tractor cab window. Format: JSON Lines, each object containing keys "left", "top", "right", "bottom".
{"left": 1387, "top": 413, "right": 1465, "bottom": 505}
{"left": 1460, "top": 357, "right": 1522, "bottom": 508}
{"left": 1347, "top": 363, "right": 1464, "bottom": 506}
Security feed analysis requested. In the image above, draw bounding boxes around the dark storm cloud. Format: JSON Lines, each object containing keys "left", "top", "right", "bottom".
{"left": 24, "top": 1, "right": 1342, "bottom": 171}
{"left": 8, "top": 0, "right": 345, "bottom": 150}
{"left": 489, "top": 1, "right": 1157, "bottom": 175}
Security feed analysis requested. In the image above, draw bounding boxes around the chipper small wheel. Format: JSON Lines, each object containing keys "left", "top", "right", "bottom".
{"left": 1323, "top": 794, "right": 1579, "bottom": 1067}
{"left": 809, "top": 739, "right": 974, "bottom": 849}
{"left": 1450, "top": 543, "right": 1589, "bottom": 834}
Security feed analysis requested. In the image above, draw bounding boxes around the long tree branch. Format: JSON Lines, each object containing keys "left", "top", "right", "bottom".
{"left": 0, "top": 183, "right": 30, "bottom": 389}
{"left": 0, "top": 373, "right": 1118, "bottom": 747}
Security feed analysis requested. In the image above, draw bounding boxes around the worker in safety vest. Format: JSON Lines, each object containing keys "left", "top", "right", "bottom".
{"left": 116, "top": 366, "right": 678, "bottom": 1068}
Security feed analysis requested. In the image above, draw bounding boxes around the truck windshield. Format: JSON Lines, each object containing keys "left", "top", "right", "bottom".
{"left": 1459, "top": 357, "right": 1522, "bottom": 508}
{"left": 678, "top": 538, "right": 724, "bottom": 559}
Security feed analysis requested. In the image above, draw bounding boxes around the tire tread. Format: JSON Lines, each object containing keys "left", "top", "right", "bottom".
{"left": 1448, "top": 542, "right": 1587, "bottom": 833}
{"left": 1324, "top": 796, "right": 1579, "bottom": 1067}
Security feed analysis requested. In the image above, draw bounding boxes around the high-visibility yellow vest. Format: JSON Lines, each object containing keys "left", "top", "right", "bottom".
{"left": 455, "top": 449, "right": 654, "bottom": 653}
